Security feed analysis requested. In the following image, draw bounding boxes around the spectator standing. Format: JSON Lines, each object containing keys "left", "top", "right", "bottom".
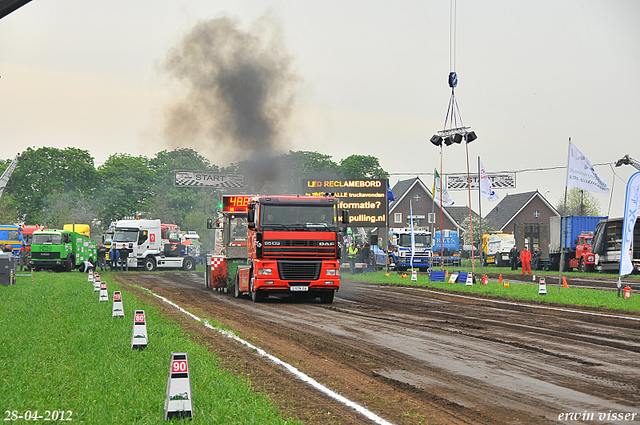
{"left": 509, "top": 246, "right": 519, "bottom": 271}
{"left": 110, "top": 245, "right": 119, "bottom": 271}
{"left": 520, "top": 246, "right": 532, "bottom": 275}
{"left": 532, "top": 247, "right": 541, "bottom": 271}
{"left": 347, "top": 242, "right": 358, "bottom": 275}
{"left": 97, "top": 244, "right": 108, "bottom": 272}
{"left": 119, "top": 245, "right": 129, "bottom": 271}
{"left": 19, "top": 243, "right": 28, "bottom": 271}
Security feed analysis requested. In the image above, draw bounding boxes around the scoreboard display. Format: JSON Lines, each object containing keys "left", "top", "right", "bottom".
{"left": 222, "top": 195, "right": 251, "bottom": 213}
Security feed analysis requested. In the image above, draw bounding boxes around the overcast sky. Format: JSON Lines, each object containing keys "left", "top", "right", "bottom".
{"left": 1, "top": 0, "right": 639, "bottom": 217}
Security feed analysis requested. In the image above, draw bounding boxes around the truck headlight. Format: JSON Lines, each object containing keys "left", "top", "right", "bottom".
{"left": 258, "top": 268, "right": 272, "bottom": 275}
{"left": 326, "top": 269, "right": 338, "bottom": 276}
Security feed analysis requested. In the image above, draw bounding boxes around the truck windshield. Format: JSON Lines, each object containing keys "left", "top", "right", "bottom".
{"left": 260, "top": 205, "right": 337, "bottom": 231}
{"left": 113, "top": 229, "right": 139, "bottom": 243}
{"left": 33, "top": 234, "right": 62, "bottom": 244}
{"left": 397, "top": 234, "right": 431, "bottom": 247}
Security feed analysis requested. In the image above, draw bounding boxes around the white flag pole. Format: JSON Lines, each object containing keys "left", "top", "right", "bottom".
{"left": 558, "top": 138, "right": 570, "bottom": 291}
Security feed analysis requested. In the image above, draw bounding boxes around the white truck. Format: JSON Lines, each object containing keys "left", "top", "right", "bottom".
{"left": 112, "top": 219, "right": 197, "bottom": 271}
{"left": 482, "top": 233, "right": 515, "bottom": 267}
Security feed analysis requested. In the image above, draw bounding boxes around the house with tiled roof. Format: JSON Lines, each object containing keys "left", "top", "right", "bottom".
{"left": 374, "top": 177, "right": 479, "bottom": 240}
{"left": 484, "top": 190, "right": 559, "bottom": 234}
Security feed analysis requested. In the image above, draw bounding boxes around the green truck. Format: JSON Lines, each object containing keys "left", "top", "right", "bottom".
{"left": 30, "top": 229, "right": 97, "bottom": 272}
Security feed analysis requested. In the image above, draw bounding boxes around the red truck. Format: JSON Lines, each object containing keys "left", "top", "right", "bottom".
{"left": 206, "top": 195, "right": 348, "bottom": 303}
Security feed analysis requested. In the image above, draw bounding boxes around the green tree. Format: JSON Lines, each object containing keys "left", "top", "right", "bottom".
{"left": 339, "top": 155, "right": 389, "bottom": 179}
{"left": 555, "top": 188, "right": 602, "bottom": 216}
{"left": 148, "top": 148, "right": 220, "bottom": 227}
{"left": 95, "top": 154, "right": 154, "bottom": 226}
{"left": 7, "top": 147, "right": 98, "bottom": 224}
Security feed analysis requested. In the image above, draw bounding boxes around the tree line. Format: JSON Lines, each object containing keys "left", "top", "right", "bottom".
{"left": 0, "top": 147, "right": 388, "bottom": 246}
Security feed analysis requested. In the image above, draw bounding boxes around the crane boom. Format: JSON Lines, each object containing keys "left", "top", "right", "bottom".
{"left": 0, "top": 155, "right": 22, "bottom": 199}
{"left": 615, "top": 154, "right": 640, "bottom": 171}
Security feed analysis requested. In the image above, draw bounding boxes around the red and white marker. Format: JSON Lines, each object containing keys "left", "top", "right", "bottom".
{"left": 112, "top": 290, "right": 124, "bottom": 317}
{"left": 164, "top": 352, "right": 193, "bottom": 419}
{"left": 131, "top": 310, "right": 148, "bottom": 349}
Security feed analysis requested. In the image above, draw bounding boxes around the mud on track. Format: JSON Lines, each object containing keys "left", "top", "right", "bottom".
{"left": 116, "top": 272, "right": 640, "bottom": 425}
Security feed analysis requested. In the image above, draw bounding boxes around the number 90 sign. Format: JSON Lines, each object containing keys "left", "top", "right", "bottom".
{"left": 172, "top": 360, "right": 188, "bottom": 373}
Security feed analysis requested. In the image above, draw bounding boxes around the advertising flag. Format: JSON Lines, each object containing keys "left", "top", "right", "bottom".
{"left": 387, "top": 180, "right": 395, "bottom": 202}
{"left": 479, "top": 159, "right": 500, "bottom": 201}
{"left": 620, "top": 171, "right": 640, "bottom": 276}
{"left": 433, "top": 169, "right": 455, "bottom": 206}
{"left": 566, "top": 142, "right": 610, "bottom": 194}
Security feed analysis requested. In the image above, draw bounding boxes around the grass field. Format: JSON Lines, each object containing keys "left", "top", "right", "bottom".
{"left": 0, "top": 271, "right": 300, "bottom": 424}
{"left": 343, "top": 270, "right": 640, "bottom": 312}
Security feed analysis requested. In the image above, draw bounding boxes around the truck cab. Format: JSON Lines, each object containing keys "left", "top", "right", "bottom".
{"left": 112, "top": 219, "right": 196, "bottom": 271}
{"left": 569, "top": 233, "right": 596, "bottom": 272}
{"left": 30, "top": 229, "right": 96, "bottom": 272}
{"left": 388, "top": 228, "right": 432, "bottom": 271}
{"left": 482, "top": 233, "right": 515, "bottom": 267}
{"left": 207, "top": 195, "right": 346, "bottom": 303}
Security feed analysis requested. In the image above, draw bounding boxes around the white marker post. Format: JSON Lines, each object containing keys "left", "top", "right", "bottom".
{"left": 538, "top": 277, "right": 547, "bottom": 295}
{"left": 99, "top": 282, "right": 109, "bottom": 301}
{"left": 88, "top": 269, "right": 93, "bottom": 282}
{"left": 164, "top": 352, "right": 193, "bottom": 420}
{"left": 466, "top": 273, "right": 474, "bottom": 286}
{"left": 131, "top": 310, "right": 148, "bottom": 349}
{"left": 93, "top": 274, "right": 101, "bottom": 291}
{"left": 112, "top": 291, "right": 124, "bottom": 317}
{"left": 411, "top": 269, "right": 417, "bottom": 281}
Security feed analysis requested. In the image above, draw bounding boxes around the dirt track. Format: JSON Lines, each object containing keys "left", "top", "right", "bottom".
{"left": 116, "top": 272, "right": 640, "bottom": 425}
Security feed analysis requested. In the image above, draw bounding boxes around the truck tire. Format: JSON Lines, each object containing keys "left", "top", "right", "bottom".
{"left": 250, "top": 280, "right": 265, "bottom": 302}
{"left": 182, "top": 257, "right": 195, "bottom": 271}
{"left": 233, "top": 275, "right": 241, "bottom": 298}
{"left": 143, "top": 257, "right": 156, "bottom": 271}
{"left": 65, "top": 256, "right": 73, "bottom": 272}
{"left": 320, "top": 290, "right": 335, "bottom": 304}
{"left": 579, "top": 258, "right": 593, "bottom": 273}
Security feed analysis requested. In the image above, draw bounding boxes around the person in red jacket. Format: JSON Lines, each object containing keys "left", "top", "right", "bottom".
{"left": 520, "top": 246, "right": 532, "bottom": 274}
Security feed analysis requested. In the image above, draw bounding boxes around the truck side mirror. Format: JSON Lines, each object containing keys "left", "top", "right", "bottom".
{"left": 341, "top": 210, "right": 350, "bottom": 229}
{"left": 207, "top": 218, "right": 213, "bottom": 230}
{"left": 247, "top": 210, "right": 255, "bottom": 230}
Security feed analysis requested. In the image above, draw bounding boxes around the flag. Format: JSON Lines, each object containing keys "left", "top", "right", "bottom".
{"left": 566, "top": 142, "right": 610, "bottom": 194}
{"left": 387, "top": 180, "right": 395, "bottom": 202}
{"left": 410, "top": 199, "right": 415, "bottom": 269}
{"left": 620, "top": 171, "right": 640, "bottom": 276}
{"left": 433, "top": 169, "right": 454, "bottom": 206}
{"left": 479, "top": 159, "right": 500, "bottom": 201}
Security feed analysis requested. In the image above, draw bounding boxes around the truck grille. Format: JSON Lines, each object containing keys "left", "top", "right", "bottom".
{"left": 263, "top": 239, "right": 336, "bottom": 258}
{"left": 278, "top": 260, "right": 321, "bottom": 280}
{"left": 31, "top": 251, "right": 61, "bottom": 260}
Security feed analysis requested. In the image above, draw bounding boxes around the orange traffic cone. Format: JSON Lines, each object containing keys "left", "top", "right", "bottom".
{"left": 445, "top": 270, "right": 449, "bottom": 278}
{"left": 562, "top": 276, "right": 568, "bottom": 288}
{"left": 499, "top": 274, "right": 503, "bottom": 283}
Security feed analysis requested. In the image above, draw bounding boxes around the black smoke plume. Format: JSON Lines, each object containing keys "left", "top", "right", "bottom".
{"left": 162, "top": 14, "right": 299, "bottom": 184}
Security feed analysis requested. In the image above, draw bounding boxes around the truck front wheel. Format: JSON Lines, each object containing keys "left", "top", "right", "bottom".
{"left": 579, "top": 258, "right": 593, "bottom": 273}
{"left": 182, "top": 257, "right": 196, "bottom": 271}
{"left": 319, "top": 290, "right": 335, "bottom": 304}
{"left": 144, "top": 257, "right": 156, "bottom": 271}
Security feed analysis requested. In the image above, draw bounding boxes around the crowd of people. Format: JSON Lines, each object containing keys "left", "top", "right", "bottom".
{"left": 509, "top": 245, "right": 543, "bottom": 274}
{"left": 345, "top": 241, "right": 372, "bottom": 274}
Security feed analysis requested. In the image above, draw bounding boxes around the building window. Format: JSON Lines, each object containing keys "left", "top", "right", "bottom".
{"left": 413, "top": 194, "right": 421, "bottom": 202}
{"left": 533, "top": 210, "right": 540, "bottom": 218}
{"left": 394, "top": 213, "right": 402, "bottom": 223}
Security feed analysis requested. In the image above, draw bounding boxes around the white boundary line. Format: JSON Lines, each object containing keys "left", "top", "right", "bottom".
{"left": 401, "top": 286, "right": 640, "bottom": 322}
{"left": 140, "top": 287, "right": 395, "bottom": 425}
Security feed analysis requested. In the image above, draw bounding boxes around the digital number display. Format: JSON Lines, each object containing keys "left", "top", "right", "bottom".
{"left": 222, "top": 195, "right": 251, "bottom": 212}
